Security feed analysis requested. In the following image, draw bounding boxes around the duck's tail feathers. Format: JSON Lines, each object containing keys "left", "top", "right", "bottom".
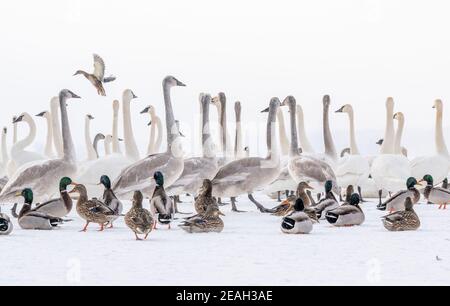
{"left": 103, "top": 75, "right": 116, "bottom": 83}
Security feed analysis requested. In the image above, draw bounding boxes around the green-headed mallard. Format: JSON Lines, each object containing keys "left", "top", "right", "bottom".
{"left": 125, "top": 190, "right": 154, "bottom": 240}
{"left": 313, "top": 180, "right": 339, "bottom": 219}
{"left": 150, "top": 171, "right": 174, "bottom": 229}
{"left": 69, "top": 184, "right": 119, "bottom": 232}
{"left": 73, "top": 54, "right": 116, "bottom": 96}
{"left": 0, "top": 207, "right": 13, "bottom": 235}
{"left": 100, "top": 175, "right": 123, "bottom": 228}
{"left": 381, "top": 197, "right": 420, "bottom": 231}
{"left": 17, "top": 188, "right": 71, "bottom": 230}
{"left": 281, "top": 198, "right": 313, "bottom": 234}
{"left": 377, "top": 177, "right": 421, "bottom": 212}
{"left": 420, "top": 174, "right": 450, "bottom": 209}
{"left": 326, "top": 193, "right": 364, "bottom": 227}
{"left": 179, "top": 204, "right": 225, "bottom": 233}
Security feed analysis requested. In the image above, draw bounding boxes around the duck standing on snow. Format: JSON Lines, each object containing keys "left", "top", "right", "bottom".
{"left": 73, "top": 54, "right": 116, "bottom": 96}
{"left": 381, "top": 197, "right": 420, "bottom": 231}
{"left": 125, "top": 191, "right": 154, "bottom": 240}
{"left": 99, "top": 175, "right": 123, "bottom": 228}
{"left": 313, "top": 180, "right": 339, "bottom": 220}
{"left": 179, "top": 204, "right": 225, "bottom": 233}
{"left": 150, "top": 171, "right": 174, "bottom": 229}
{"left": 326, "top": 193, "right": 364, "bottom": 227}
{"left": 17, "top": 188, "right": 71, "bottom": 230}
{"left": 281, "top": 198, "right": 313, "bottom": 234}
{"left": 377, "top": 177, "right": 421, "bottom": 212}
{"left": 0, "top": 207, "right": 13, "bottom": 235}
{"left": 194, "top": 179, "right": 217, "bottom": 215}
{"left": 420, "top": 174, "right": 450, "bottom": 209}
{"left": 69, "top": 184, "right": 120, "bottom": 232}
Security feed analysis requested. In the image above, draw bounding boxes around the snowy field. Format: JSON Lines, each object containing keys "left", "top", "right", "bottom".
{"left": 1, "top": 192, "right": 450, "bottom": 286}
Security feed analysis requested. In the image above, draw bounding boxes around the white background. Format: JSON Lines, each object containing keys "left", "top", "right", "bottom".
{"left": 1, "top": 0, "right": 449, "bottom": 159}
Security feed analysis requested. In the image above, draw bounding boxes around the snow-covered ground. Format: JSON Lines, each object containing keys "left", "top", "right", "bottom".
{"left": 1, "top": 193, "right": 450, "bottom": 286}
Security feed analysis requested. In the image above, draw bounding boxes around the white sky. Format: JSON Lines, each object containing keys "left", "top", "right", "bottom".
{"left": 1, "top": 0, "right": 450, "bottom": 159}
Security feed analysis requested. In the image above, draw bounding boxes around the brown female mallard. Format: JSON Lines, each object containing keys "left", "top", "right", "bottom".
{"left": 194, "top": 179, "right": 217, "bottom": 215}
{"left": 382, "top": 197, "right": 420, "bottom": 231}
{"left": 74, "top": 54, "right": 116, "bottom": 96}
{"left": 179, "top": 204, "right": 225, "bottom": 233}
{"left": 125, "top": 191, "right": 154, "bottom": 240}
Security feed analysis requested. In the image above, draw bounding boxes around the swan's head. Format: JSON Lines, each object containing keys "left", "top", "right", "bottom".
{"left": 99, "top": 175, "right": 112, "bottom": 189}
{"left": 60, "top": 89, "right": 81, "bottom": 100}
{"left": 105, "top": 134, "right": 113, "bottom": 143}
{"left": 123, "top": 89, "right": 138, "bottom": 101}
{"left": 386, "top": 97, "right": 394, "bottom": 110}
{"left": 349, "top": 193, "right": 360, "bottom": 206}
{"left": 140, "top": 105, "right": 155, "bottom": 116}
{"left": 12, "top": 114, "right": 25, "bottom": 123}
{"left": 211, "top": 92, "right": 226, "bottom": 108}
{"left": 281, "top": 96, "right": 296, "bottom": 108}
{"left": 269, "top": 97, "right": 281, "bottom": 109}
{"left": 335, "top": 104, "right": 353, "bottom": 114}
{"left": 153, "top": 171, "right": 164, "bottom": 187}
{"left": 433, "top": 99, "right": 443, "bottom": 111}
{"left": 86, "top": 114, "right": 94, "bottom": 120}
{"left": 163, "top": 75, "right": 186, "bottom": 88}
{"left": 393, "top": 112, "right": 404, "bottom": 121}
{"left": 323, "top": 95, "right": 331, "bottom": 107}
{"left": 35, "top": 111, "right": 50, "bottom": 119}
{"left": 294, "top": 198, "right": 305, "bottom": 212}
{"left": 234, "top": 101, "right": 241, "bottom": 113}
{"left": 2, "top": 127, "right": 6, "bottom": 135}
{"left": 175, "top": 120, "right": 185, "bottom": 137}
{"left": 15, "top": 188, "right": 33, "bottom": 204}
{"left": 376, "top": 138, "right": 383, "bottom": 145}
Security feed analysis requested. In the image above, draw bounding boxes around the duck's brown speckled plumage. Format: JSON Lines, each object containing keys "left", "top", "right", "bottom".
{"left": 194, "top": 179, "right": 217, "bottom": 214}
{"left": 125, "top": 191, "right": 154, "bottom": 239}
{"left": 382, "top": 197, "right": 420, "bottom": 231}
{"left": 179, "top": 205, "right": 224, "bottom": 233}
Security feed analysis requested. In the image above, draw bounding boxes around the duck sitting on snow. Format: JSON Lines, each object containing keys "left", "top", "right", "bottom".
{"left": 125, "top": 190, "right": 154, "bottom": 240}
{"left": 313, "top": 180, "right": 339, "bottom": 220}
{"left": 420, "top": 174, "right": 450, "bottom": 209}
{"left": 0, "top": 207, "right": 13, "bottom": 235}
{"left": 326, "top": 193, "right": 364, "bottom": 227}
{"left": 281, "top": 198, "right": 313, "bottom": 234}
{"left": 150, "top": 171, "right": 174, "bottom": 229}
{"left": 179, "top": 204, "right": 225, "bottom": 233}
{"left": 377, "top": 177, "right": 421, "bottom": 212}
{"left": 17, "top": 188, "right": 72, "bottom": 230}
{"left": 381, "top": 197, "right": 420, "bottom": 231}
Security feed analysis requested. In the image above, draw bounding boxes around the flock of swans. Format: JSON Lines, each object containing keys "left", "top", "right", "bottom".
{"left": 1, "top": 53, "right": 450, "bottom": 239}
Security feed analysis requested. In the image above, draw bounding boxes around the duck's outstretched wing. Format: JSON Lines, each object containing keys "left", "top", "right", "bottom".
{"left": 93, "top": 54, "right": 105, "bottom": 81}
{"left": 103, "top": 75, "right": 116, "bottom": 83}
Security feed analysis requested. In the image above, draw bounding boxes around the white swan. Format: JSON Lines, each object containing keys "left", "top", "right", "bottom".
{"left": 112, "top": 76, "right": 186, "bottom": 198}
{"left": 410, "top": 99, "right": 450, "bottom": 184}
{"left": 167, "top": 93, "right": 218, "bottom": 197}
{"left": 334, "top": 104, "right": 370, "bottom": 198}
{"left": 282, "top": 96, "right": 338, "bottom": 194}
{"left": 371, "top": 97, "right": 411, "bottom": 205}
{"left": 122, "top": 90, "right": 141, "bottom": 161}
{"left": 50, "top": 97, "right": 64, "bottom": 158}
{"left": 7, "top": 113, "right": 45, "bottom": 177}
{"left": 296, "top": 104, "right": 315, "bottom": 154}
{"left": 234, "top": 101, "right": 245, "bottom": 159}
{"left": 84, "top": 114, "right": 97, "bottom": 161}
{"left": 212, "top": 93, "right": 232, "bottom": 165}
{"left": 35, "top": 111, "right": 55, "bottom": 158}
{"left": 140, "top": 105, "right": 163, "bottom": 155}
{"left": 211, "top": 97, "right": 281, "bottom": 212}
{"left": 0, "top": 127, "right": 8, "bottom": 179}
{"left": 0, "top": 89, "right": 81, "bottom": 202}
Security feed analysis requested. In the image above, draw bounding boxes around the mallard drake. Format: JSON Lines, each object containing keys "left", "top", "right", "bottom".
{"left": 381, "top": 197, "right": 420, "bottom": 231}
{"left": 150, "top": 171, "right": 174, "bottom": 229}
{"left": 11, "top": 177, "right": 74, "bottom": 218}
{"left": 69, "top": 184, "right": 120, "bottom": 232}
{"left": 125, "top": 191, "right": 154, "bottom": 240}
{"left": 281, "top": 198, "right": 313, "bottom": 234}
{"left": 420, "top": 174, "right": 450, "bottom": 209}
{"left": 314, "top": 180, "right": 339, "bottom": 219}
{"left": 377, "top": 177, "right": 421, "bottom": 212}
{"left": 100, "top": 175, "right": 123, "bottom": 228}
{"left": 0, "top": 207, "right": 13, "bottom": 235}
{"left": 74, "top": 54, "right": 116, "bottom": 96}
{"left": 179, "top": 204, "right": 225, "bottom": 233}
{"left": 16, "top": 188, "right": 71, "bottom": 230}
{"left": 326, "top": 193, "right": 364, "bottom": 227}
{"left": 194, "top": 179, "right": 217, "bottom": 215}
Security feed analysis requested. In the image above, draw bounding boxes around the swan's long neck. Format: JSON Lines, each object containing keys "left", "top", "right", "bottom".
{"left": 154, "top": 116, "right": 163, "bottom": 154}
{"left": 202, "top": 96, "right": 213, "bottom": 158}
{"left": 394, "top": 116, "right": 405, "bottom": 155}
{"left": 13, "top": 122, "right": 17, "bottom": 145}
{"left": 112, "top": 100, "right": 121, "bottom": 154}
{"left": 346, "top": 107, "right": 360, "bottom": 155}
{"left": 381, "top": 100, "right": 395, "bottom": 154}
{"left": 277, "top": 108, "right": 290, "bottom": 156}
{"left": 146, "top": 111, "right": 161, "bottom": 155}
{"left": 288, "top": 100, "right": 300, "bottom": 157}
{"left": 163, "top": 83, "right": 177, "bottom": 150}
{"left": 59, "top": 93, "right": 76, "bottom": 163}
{"left": 323, "top": 99, "right": 337, "bottom": 161}
{"left": 11, "top": 114, "right": 36, "bottom": 155}
{"left": 219, "top": 98, "right": 227, "bottom": 158}
{"left": 234, "top": 102, "right": 243, "bottom": 159}
{"left": 50, "top": 97, "right": 64, "bottom": 158}
{"left": 104, "top": 136, "right": 112, "bottom": 156}
{"left": 43, "top": 114, "right": 54, "bottom": 158}
{"left": 85, "top": 118, "right": 97, "bottom": 161}
{"left": 1, "top": 131, "right": 8, "bottom": 165}
{"left": 296, "top": 105, "right": 314, "bottom": 154}
{"left": 435, "top": 104, "right": 449, "bottom": 157}
{"left": 123, "top": 96, "right": 140, "bottom": 161}
{"left": 267, "top": 102, "right": 279, "bottom": 160}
